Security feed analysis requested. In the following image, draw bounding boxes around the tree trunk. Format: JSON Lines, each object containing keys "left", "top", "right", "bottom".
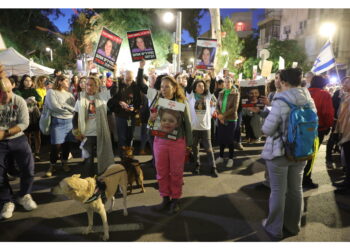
{"left": 209, "top": 8, "right": 222, "bottom": 74}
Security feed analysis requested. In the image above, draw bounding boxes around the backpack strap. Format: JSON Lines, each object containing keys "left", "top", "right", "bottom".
{"left": 273, "top": 97, "right": 296, "bottom": 109}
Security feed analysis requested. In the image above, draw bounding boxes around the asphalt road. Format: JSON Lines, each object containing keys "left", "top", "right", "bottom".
{"left": 1, "top": 139, "right": 350, "bottom": 242}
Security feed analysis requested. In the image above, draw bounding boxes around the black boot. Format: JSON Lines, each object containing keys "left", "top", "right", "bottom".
{"left": 211, "top": 167, "right": 218, "bottom": 178}
{"left": 168, "top": 199, "right": 180, "bottom": 214}
{"left": 154, "top": 196, "right": 170, "bottom": 212}
{"left": 192, "top": 163, "right": 200, "bottom": 175}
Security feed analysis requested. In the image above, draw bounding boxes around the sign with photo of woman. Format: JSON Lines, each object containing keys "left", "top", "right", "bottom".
{"left": 150, "top": 98, "right": 185, "bottom": 140}
{"left": 195, "top": 38, "right": 217, "bottom": 70}
{"left": 127, "top": 29, "right": 157, "bottom": 62}
{"left": 93, "top": 27, "right": 122, "bottom": 71}
{"left": 239, "top": 79, "right": 266, "bottom": 108}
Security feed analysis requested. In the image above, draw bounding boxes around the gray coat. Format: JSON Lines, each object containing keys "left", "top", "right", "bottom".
{"left": 261, "top": 87, "right": 317, "bottom": 160}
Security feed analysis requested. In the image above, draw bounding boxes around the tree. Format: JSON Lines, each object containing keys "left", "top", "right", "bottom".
{"left": 267, "top": 39, "right": 309, "bottom": 72}
{"left": 241, "top": 29, "right": 259, "bottom": 59}
{"left": 216, "top": 17, "right": 244, "bottom": 76}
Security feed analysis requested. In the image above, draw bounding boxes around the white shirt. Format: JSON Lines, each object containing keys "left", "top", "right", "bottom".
{"left": 187, "top": 91, "right": 212, "bottom": 130}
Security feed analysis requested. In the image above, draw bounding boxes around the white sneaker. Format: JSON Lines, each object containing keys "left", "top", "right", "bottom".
{"left": 1, "top": 202, "right": 15, "bottom": 219}
{"left": 215, "top": 157, "right": 224, "bottom": 164}
{"left": 226, "top": 159, "right": 234, "bottom": 168}
{"left": 17, "top": 194, "right": 38, "bottom": 211}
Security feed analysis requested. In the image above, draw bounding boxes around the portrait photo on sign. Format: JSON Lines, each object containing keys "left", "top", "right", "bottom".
{"left": 150, "top": 98, "right": 185, "bottom": 140}
{"left": 196, "top": 47, "right": 216, "bottom": 68}
{"left": 93, "top": 28, "right": 122, "bottom": 71}
{"left": 127, "top": 30, "right": 156, "bottom": 62}
{"left": 239, "top": 79, "right": 266, "bottom": 108}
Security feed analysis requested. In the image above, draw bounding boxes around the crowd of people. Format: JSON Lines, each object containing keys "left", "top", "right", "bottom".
{"left": 1, "top": 61, "right": 349, "bottom": 240}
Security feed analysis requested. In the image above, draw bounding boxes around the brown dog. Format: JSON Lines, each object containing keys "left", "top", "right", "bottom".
{"left": 121, "top": 146, "right": 145, "bottom": 194}
{"left": 51, "top": 164, "right": 128, "bottom": 241}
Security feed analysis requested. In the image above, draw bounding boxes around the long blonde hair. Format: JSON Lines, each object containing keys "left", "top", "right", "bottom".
{"left": 36, "top": 75, "right": 48, "bottom": 89}
{"left": 161, "top": 76, "right": 186, "bottom": 102}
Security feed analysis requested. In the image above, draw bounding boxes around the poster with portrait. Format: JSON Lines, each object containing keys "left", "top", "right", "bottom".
{"left": 195, "top": 38, "right": 217, "bottom": 70}
{"left": 150, "top": 98, "right": 185, "bottom": 140}
{"left": 93, "top": 27, "right": 122, "bottom": 71}
{"left": 127, "top": 29, "right": 157, "bottom": 62}
{"left": 240, "top": 79, "right": 266, "bottom": 108}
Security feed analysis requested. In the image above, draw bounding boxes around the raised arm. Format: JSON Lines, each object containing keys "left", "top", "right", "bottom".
{"left": 137, "top": 60, "right": 148, "bottom": 94}
{"left": 185, "top": 69, "right": 197, "bottom": 94}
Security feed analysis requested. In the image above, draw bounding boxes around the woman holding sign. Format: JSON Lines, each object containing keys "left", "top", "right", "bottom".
{"left": 137, "top": 60, "right": 192, "bottom": 215}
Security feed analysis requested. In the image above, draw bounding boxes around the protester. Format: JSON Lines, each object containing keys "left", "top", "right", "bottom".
{"left": 304, "top": 72, "right": 314, "bottom": 88}
{"left": 77, "top": 76, "right": 87, "bottom": 99}
{"left": 215, "top": 76, "right": 240, "bottom": 168}
{"left": 72, "top": 77, "right": 114, "bottom": 177}
{"left": 0, "top": 65, "right": 37, "bottom": 220}
{"left": 70, "top": 74, "right": 80, "bottom": 100}
{"left": 261, "top": 68, "right": 317, "bottom": 239}
{"left": 15, "top": 75, "right": 42, "bottom": 161}
{"left": 186, "top": 69, "right": 218, "bottom": 177}
{"left": 303, "top": 75, "right": 334, "bottom": 189}
{"left": 44, "top": 75, "right": 76, "bottom": 177}
{"left": 35, "top": 75, "right": 48, "bottom": 110}
{"left": 333, "top": 76, "right": 350, "bottom": 194}
{"left": 137, "top": 60, "right": 192, "bottom": 214}
{"left": 233, "top": 80, "right": 244, "bottom": 151}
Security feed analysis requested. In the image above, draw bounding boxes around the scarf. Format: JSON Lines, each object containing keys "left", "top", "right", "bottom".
{"left": 78, "top": 91, "right": 114, "bottom": 174}
{"left": 221, "top": 88, "right": 232, "bottom": 113}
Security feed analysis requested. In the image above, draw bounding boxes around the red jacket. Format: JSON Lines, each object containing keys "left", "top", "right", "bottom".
{"left": 308, "top": 88, "right": 334, "bottom": 131}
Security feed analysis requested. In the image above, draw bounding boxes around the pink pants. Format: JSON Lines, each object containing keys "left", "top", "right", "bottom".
{"left": 153, "top": 137, "right": 186, "bottom": 199}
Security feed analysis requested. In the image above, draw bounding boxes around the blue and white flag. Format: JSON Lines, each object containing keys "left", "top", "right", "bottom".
{"left": 311, "top": 40, "right": 336, "bottom": 74}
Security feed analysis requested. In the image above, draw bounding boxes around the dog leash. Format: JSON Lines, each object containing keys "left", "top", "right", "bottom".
{"left": 99, "top": 169, "right": 126, "bottom": 179}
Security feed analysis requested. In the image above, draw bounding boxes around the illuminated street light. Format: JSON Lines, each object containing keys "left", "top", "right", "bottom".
{"left": 57, "top": 37, "right": 63, "bottom": 45}
{"left": 46, "top": 47, "right": 53, "bottom": 62}
{"left": 319, "top": 22, "right": 336, "bottom": 40}
{"left": 222, "top": 51, "right": 228, "bottom": 56}
{"left": 163, "top": 12, "right": 175, "bottom": 24}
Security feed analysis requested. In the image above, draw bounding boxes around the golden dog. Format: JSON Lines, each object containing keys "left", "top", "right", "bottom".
{"left": 52, "top": 164, "right": 128, "bottom": 241}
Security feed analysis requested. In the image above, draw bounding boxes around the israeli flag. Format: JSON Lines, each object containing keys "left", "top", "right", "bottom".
{"left": 311, "top": 40, "right": 336, "bottom": 74}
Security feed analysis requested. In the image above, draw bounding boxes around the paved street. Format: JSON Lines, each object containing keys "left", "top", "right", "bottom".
{"left": 1, "top": 138, "right": 350, "bottom": 242}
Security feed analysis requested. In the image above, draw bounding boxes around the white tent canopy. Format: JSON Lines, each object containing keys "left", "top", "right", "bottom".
{"left": 0, "top": 47, "right": 54, "bottom": 76}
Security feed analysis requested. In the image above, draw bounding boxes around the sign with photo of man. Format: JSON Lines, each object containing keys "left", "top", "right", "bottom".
{"left": 195, "top": 38, "right": 217, "bottom": 70}
{"left": 127, "top": 29, "right": 157, "bottom": 62}
{"left": 239, "top": 79, "right": 266, "bottom": 108}
{"left": 93, "top": 27, "right": 122, "bottom": 71}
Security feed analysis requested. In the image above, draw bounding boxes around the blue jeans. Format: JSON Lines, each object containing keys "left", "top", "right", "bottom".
{"left": 0, "top": 135, "right": 34, "bottom": 204}
{"left": 116, "top": 116, "right": 135, "bottom": 148}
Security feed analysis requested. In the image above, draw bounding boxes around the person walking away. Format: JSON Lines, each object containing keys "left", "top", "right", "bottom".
{"left": 215, "top": 77, "right": 240, "bottom": 168}
{"left": 0, "top": 65, "right": 37, "bottom": 220}
{"left": 303, "top": 76, "right": 334, "bottom": 189}
{"left": 261, "top": 68, "right": 317, "bottom": 239}
{"left": 44, "top": 75, "right": 76, "bottom": 177}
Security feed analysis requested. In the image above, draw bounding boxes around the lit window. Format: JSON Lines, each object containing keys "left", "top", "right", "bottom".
{"left": 235, "top": 22, "right": 245, "bottom": 32}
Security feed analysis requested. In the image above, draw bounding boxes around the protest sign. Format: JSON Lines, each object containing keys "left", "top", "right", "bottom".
{"left": 195, "top": 38, "right": 217, "bottom": 70}
{"left": 93, "top": 27, "right": 122, "bottom": 71}
{"left": 239, "top": 79, "right": 266, "bottom": 108}
{"left": 150, "top": 98, "right": 185, "bottom": 140}
{"left": 127, "top": 29, "right": 156, "bottom": 62}
{"left": 261, "top": 60, "right": 273, "bottom": 77}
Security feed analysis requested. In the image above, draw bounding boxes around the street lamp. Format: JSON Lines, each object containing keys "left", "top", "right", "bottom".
{"left": 163, "top": 12, "right": 175, "bottom": 24}
{"left": 46, "top": 47, "right": 53, "bottom": 62}
{"left": 319, "top": 22, "right": 336, "bottom": 41}
{"left": 57, "top": 37, "right": 63, "bottom": 45}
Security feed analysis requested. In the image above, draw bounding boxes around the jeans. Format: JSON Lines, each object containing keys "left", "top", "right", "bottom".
{"left": 192, "top": 130, "right": 216, "bottom": 169}
{"left": 0, "top": 135, "right": 35, "bottom": 204}
{"left": 116, "top": 116, "right": 135, "bottom": 148}
{"left": 264, "top": 156, "right": 306, "bottom": 238}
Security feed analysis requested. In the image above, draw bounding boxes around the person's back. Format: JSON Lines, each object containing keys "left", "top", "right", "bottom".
{"left": 308, "top": 88, "right": 334, "bottom": 131}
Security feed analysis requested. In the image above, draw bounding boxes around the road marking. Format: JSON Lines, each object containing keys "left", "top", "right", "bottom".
{"left": 54, "top": 223, "right": 143, "bottom": 235}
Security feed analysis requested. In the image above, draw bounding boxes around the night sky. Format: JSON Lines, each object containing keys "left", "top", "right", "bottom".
{"left": 49, "top": 8, "right": 264, "bottom": 44}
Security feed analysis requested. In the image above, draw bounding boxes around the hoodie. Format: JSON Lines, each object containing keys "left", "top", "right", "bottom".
{"left": 261, "top": 87, "right": 317, "bottom": 160}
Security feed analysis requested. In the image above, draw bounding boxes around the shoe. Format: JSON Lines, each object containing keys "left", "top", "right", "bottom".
{"left": 1, "top": 202, "right": 15, "bottom": 219}
{"left": 332, "top": 181, "right": 350, "bottom": 188}
{"left": 17, "top": 194, "right": 37, "bottom": 211}
{"left": 261, "top": 219, "right": 283, "bottom": 240}
{"left": 302, "top": 180, "right": 319, "bottom": 189}
{"left": 215, "top": 157, "right": 224, "bottom": 164}
{"left": 210, "top": 167, "right": 218, "bottom": 178}
{"left": 168, "top": 199, "right": 180, "bottom": 214}
{"left": 45, "top": 164, "right": 56, "bottom": 177}
{"left": 154, "top": 196, "right": 171, "bottom": 212}
{"left": 234, "top": 143, "right": 244, "bottom": 150}
{"left": 226, "top": 159, "right": 234, "bottom": 168}
{"left": 34, "top": 153, "right": 41, "bottom": 161}
{"left": 62, "top": 161, "right": 70, "bottom": 172}
{"left": 68, "top": 152, "right": 73, "bottom": 160}
{"left": 192, "top": 164, "right": 200, "bottom": 175}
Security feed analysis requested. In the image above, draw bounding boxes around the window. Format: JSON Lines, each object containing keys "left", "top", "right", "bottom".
{"left": 235, "top": 22, "right": 245, "bottom": 32}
